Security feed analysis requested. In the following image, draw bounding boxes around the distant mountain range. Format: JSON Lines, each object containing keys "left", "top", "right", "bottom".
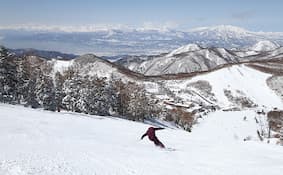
{"left": 115, "top": 40, "right": 283, "bottom": 75}
{"left": 1, "top": 25, "right": 283, "bottom": 56}
{"left": 9, "top": 48, "right": 77, "bottom": 60}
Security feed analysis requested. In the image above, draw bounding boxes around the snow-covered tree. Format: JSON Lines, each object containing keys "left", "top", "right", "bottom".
{"left": 126, "top": 82, "right": 150, "bottom": 121}
{"left": 15, "top": 56, "right": 32, "bottom": 104}
{"left": 54, "top": 72, "right": 64, "bottom": 111}
{"left": 112, "top": 80, "right": 154, "bottom": 121}
{"left": 280, "top": 127, "right": 283, "bottom": 146}
{"left": 0, "top": 46, "right": 18, "bottom": 103}
{"left": 34, "top": 71, "right": 56, "bottom": 111}
{"left": 62, "top": 73, "right": 82, "bottom": 112}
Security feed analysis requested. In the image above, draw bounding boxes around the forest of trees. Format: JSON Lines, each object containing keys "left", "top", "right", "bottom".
{"left": 0, "top": 46, "right": 161, "bottom": 121}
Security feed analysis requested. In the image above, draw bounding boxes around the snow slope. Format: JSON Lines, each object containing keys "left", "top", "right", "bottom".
{"left": 1, "top": 104, "right": 283, "bottom": 175}
{"left": 167, "top": 44, "right": 201, "bottom": 57}
{"left": 130, "top": 46, "right": 238, "bottom": 75}
{"left": 192, "top": 65, "right": 283, "bottom": 108}
{"left": 250, "top": 40, "right": 280, "bottom": 52}
{"left": 163, "top": 65, "right": 283, "bottom": 109}
{"left": 49, "top": 59, "right": 74, "bottom": 74}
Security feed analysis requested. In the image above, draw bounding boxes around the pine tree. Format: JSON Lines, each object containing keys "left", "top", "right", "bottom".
{"left": 26, "top": 76, "right": 40, "bottom": 108}
{"left": 83, "top": 76, "right": 111, "bottom": 115}
{"left": 62, "top": 71, "right": 83, "bottom": 112}
{"left": 0, "top": 46, "right": 18, "bottom": 103}
{"left": 34, "top": 71, "right": 56, "bottom": 111}
{"left": 104, "top": 79, "right": 119, "bottom": 115}
{"left": 126, "top": 82, "right": 151, "bottom": 121}
{"left": 112, "top": 80, "right": 152, "bottom": 121}
{"left": 54, "top": 72, "right": 64, "bottom": 112}
{"left": 42, "top": 76, "right": 56, "bottom": 111}
{"left": 15, "top": 57, "right": 31, "bottom": 104}
{"left": 21, "top": 57, "right": 40, "bottom": 108}
{"left": 113, "top": 79, "right": 130, "bottom": 117}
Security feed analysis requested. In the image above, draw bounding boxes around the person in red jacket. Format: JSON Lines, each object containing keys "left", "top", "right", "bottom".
{"left": 141, "top": 127, "right": 165, "bottom": 148}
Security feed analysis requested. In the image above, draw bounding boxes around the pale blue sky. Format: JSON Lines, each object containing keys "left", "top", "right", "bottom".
{"left": 0, "top": 0, "right": 282, "bottom": 31}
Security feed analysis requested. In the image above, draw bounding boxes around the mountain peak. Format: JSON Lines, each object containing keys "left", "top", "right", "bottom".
{"left": 190, "top": 25, "right": 249, "bottom": 34}
{"left": 250, "top": 40, "right": 280, "bottom": 52}
{"left": 167, "top": 43, "right": 201, "bottom": 56}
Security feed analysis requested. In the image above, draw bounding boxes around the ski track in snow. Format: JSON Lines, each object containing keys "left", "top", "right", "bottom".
{"left": 1, "top": 104, "right": 283, "bottom": 175}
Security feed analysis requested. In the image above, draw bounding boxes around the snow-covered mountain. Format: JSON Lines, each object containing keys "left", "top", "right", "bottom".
{"left": 1, "top": 102, "right": 283, "bottom": 174}
{"left": 249, "top": 40, "right": 280, "bottom": 52}
{"left": 2, "top": 45, "right": 283, "bottom": 129}
{"left": 166, "top": 44, "right": 202, "bottom": 57}
{"left": 157, "top": 64, "right": 283, "bottom": 109}
{"left": 9, "top": 48, "right": 78, "bottom": 60}
{"left": 47, "top": 52, "right": 283, "bottom": 111}
{"left": 1, "top": 25, "right": 283, "bottom": 55}
{"left": 116, "top": 40, "right": 283, "bottom": 75}
{"left": 2, "top": 46, "right": 283, "bottom": 171}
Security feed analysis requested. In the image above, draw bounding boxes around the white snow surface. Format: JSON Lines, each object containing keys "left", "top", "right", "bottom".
{"left": 164, "top": 65, "right": 283, "bottom": 109}
{"left": 49, "top": 59, "right": 74, "bottom": 74}
{"left": 250, "top": 40, "right": 280, "bottom": 52}
{"left": 167, "top": 44, "right": 201, "bottom": 56}
{"left": 1, "top": 104, "right": 283, "bottom": 175}
{"left": 193, "top": 65, "right": 283, "bottom": 108}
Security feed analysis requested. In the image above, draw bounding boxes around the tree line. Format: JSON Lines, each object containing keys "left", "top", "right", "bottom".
{"left": 0, "top": 46, "right": 160, "bottom": 121}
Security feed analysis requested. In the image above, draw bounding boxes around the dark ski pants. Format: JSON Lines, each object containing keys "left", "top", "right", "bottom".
{"left": 150, "top": 137, "right": 165, "bottom": 148}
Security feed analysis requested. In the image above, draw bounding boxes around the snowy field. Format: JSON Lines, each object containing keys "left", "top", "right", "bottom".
{"left": 0, "top": 104, "right": 283, "bottom": 175}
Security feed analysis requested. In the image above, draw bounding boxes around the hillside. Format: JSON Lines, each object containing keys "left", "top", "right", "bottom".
{"left": 1, "top": 103, "right": 283, "bottom": 175}
{"left": 116, "top": 41, "right": 283, "bottom": 76}
{"left": 1, "top": 45, "right": 283, "bottom": 133}
{"left": 143, "top": 64, "right": 283, "bottom": 115}
{"left": 48, "top": 53, "right": 283, "bottom": 111}
{"left": 34, "top": 53, "right": 283, "bottom": 118}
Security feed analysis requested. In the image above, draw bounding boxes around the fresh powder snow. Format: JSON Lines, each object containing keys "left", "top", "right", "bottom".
{"left": 164, "top": 65, "right": 283, "bottom": 109}
{"left": 250, "top": 40, "right": 280, "bottom": 52}
{"left": 0, "top": 103, "right": 283, "bottom": 175}
{"left": 167, "top": 44, "right": 201, "bottom": 57}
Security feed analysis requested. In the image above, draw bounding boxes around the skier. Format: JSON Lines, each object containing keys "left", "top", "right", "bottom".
{"left": 141, "top": 127, "right": 165, "bottom": 148}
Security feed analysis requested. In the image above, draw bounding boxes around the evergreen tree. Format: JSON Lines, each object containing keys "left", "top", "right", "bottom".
{"left": 26, "top": 76, "right": 40, "bottom": 108}
{"left": 54, "top": 72, "right": 64, "bottom": 111}
{"left": 104, "top": 79, "right": 119, "bottom": 115}
{"left": 21, "top": 57, "right": 41, "bottom": 108}
{"left": 34, "top": 71, "right": 56, "bottom": 111}
{"left": 15, "top": 57, "right": 31, "bottom": 104}
{"left": 62, "top": 71, "right": 82, "bottom": 112}
{"left": 0, "top": 46, "right": 18, "bottom": 103}
{"left": 113, "top": 79, "right": 130, "bottom": 117}
{"left": 83, "top": 76, "right": 111, "bottom": 115}
{"left": 126, "top": 82, "right": 151, "bottom": 121}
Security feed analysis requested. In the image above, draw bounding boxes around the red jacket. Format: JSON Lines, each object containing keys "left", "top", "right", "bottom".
{"left": 141, "top": 127, "right": 165, "bottom": 148}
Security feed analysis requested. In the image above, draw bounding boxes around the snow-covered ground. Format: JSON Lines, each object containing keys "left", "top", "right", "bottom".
{"left": 1, "top": 104, "right": 283, "bottom": 175}
{"left": 50, "top": 59, "right": 74, "bottom": 74}
{"left": 164, "top": 65, "right": 283, "bottom": 109}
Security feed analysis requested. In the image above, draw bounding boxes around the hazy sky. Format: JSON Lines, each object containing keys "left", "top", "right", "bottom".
{"left": 0, "top": 0, "right": 282, "bottom": 31}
